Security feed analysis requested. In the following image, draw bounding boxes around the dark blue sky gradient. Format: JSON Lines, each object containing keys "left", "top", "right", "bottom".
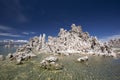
{"left": 0, "top": 0, "right": 120, "bottom": 40}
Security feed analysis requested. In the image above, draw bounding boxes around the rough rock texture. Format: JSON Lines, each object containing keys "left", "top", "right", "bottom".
{"left": 108, "top": 38, "right": 120, "bottom": 48}
{"left": 44, "top": 56, "right": 58, "bottom": 62}
{"left": 14, "top": 24, "right": 116, "bottom": 59}
{"left": 6, "top": 53, "right": 13, "bottom": 60}
{"left": 40, "top": 56, "right": 63, "bottom": 70}
{"left": 8, "top": 44, "right": 36, "bottom": 64}
{"left": 77, "top": 56, "right": 88, "bottom": 62}
{"left": 45, "top": 24, "right": 115, "bottom": 57}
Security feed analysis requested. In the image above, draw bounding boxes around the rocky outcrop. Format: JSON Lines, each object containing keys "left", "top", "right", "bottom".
{"left": 108, "top": 38, "right": 120, "bottom": 48}
{"left": 108, "top": 38, "right": 120, "bottom": 57}
{"left": 44, "top": 24, "right": 115, "bottom": 57}
{"left": 5, "top": 44, "right": 36, "bottom": 64}
{"left": 6, "top": 53, "right": 14, "bottom": 60}
{"left": 14, "top": 24, "right": 116, "bottom": 60}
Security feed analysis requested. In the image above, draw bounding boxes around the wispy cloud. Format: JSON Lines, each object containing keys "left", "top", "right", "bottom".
{"left": 14, "top": 0, "right": 28, "bottom": 23}
{"left": 1, "top": 0, "right": 28, "bottom": 23}
{"left": 17, "top": 13, "right": 28, "bottom": 23}
{"left": 100, "top": 34, "right": 120, "bottom": 42}
{"left": 0, "top": 32, "right": 23, "bottom": 37}
{"left": 0, "top": 25, "right": 12, "bottom": 31}
{"left": 30, "top": 32, "right": 35, "bottom": 34}
{"left": 22, "top": 32, "right": 35, "bottom": 35}
{"left": 22, "top": 32, "right": 29, "bottom": 35}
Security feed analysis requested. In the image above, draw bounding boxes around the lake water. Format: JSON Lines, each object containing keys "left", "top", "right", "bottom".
{"left": 0, "top": 42, "right": 25, "bottom": 56}
{"left": 0, "top": 43, "right": 120, "bottom": 80}
{"left": 57, "top": 55, "right": 120, "bottom": 80}
{"left": 0, "top": 44, "right": 16, "bottom": 56}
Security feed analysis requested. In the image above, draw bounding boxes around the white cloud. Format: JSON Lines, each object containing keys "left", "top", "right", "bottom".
{"left": 0, "top": 33, "right": 23, "bottom": 37}
{"left": 30, "top": 32, "right": 35, "bottom": 34}
{"left": 99, "top": 34, "right": 120, "bottom": 42}
{"left": 22, "top": 32, "right": 29, "bottom": 35}
{"left": 0, "top": 25, "right": 12, "bottom": 31}
{"left": 22, "top": 32, "right": 35, "bottom": 35}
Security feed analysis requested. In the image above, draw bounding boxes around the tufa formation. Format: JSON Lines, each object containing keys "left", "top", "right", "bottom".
{"left": 7, "top": 24, "right": 116, "bottom": 63}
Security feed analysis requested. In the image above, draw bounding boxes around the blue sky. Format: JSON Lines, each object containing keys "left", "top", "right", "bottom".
{"left": 0, "top": 0, "right": 120, "bottom": 41}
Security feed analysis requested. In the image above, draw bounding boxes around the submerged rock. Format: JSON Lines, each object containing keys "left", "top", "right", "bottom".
{"left": 40, "top": 56, "right": 63, "bottom": 70}
{"left": 45, "top": 56, "right": 58, "bottom": 62}
{"left": 77, "top": 56, "right": 88, "bottom": 62}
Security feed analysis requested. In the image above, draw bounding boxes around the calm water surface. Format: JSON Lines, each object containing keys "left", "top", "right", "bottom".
{"left": 0, "top": 43, "right": 120, "bottom": 80}
{"left": 0, "top": 46, "right": 16, "bottom": 56}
